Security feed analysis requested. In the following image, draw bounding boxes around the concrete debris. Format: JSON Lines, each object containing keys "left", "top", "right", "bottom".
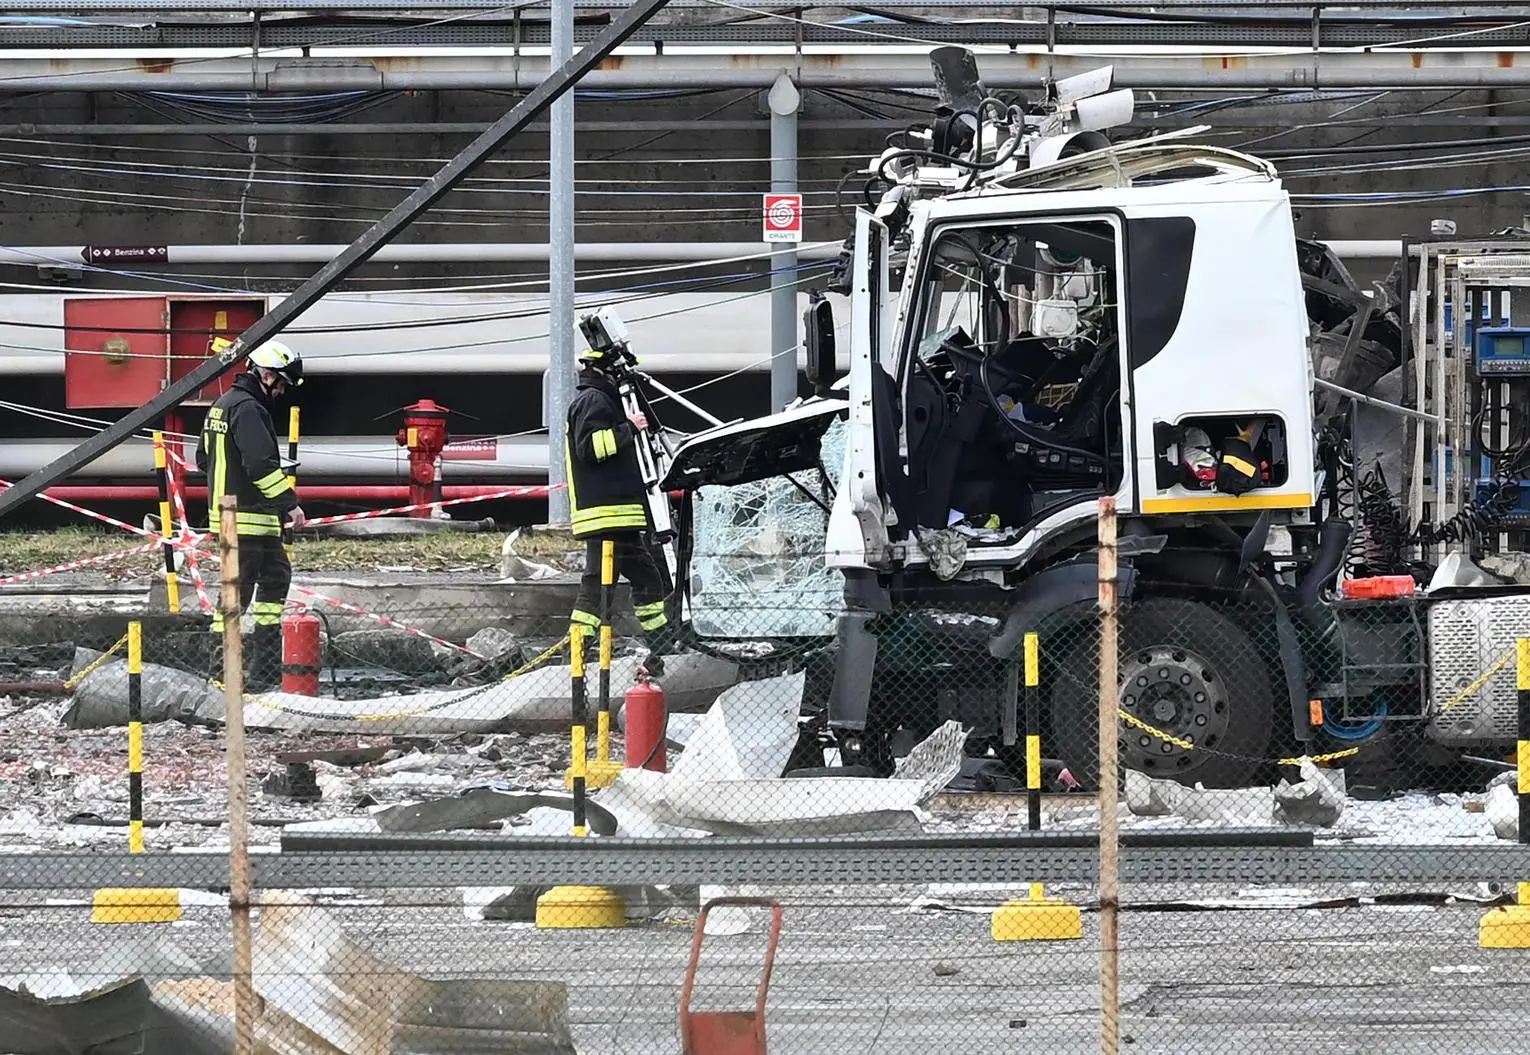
{"left": 1174, "top": 784, "right": 1277, "bottom": 825}
{"left": 374, "top": 784, "right": 619, "bottom": 836}
{"left": 253, "top": 892, "right": 575, "bottom": 1054}
{"left": 224, "top": 652, "right": 739, "bottom": 736}
{"left": 1273, "top": 761, "right": 1347, "bottom": 827}
{"left": 63, "top": 648, "right": 222, "bottom": 730}
{"left": 309, "top": 515, "right": 497, "bottom": 538}
{"left": 330, "top": 628, "right": 441, "bottom": 675}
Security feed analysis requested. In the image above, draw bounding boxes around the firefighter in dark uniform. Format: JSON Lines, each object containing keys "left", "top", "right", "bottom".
{"left": 198, "top": 340, "right": 305, "bottom": 690}
{"left": 566, "top": 343, "right": 675, "bottom": 677}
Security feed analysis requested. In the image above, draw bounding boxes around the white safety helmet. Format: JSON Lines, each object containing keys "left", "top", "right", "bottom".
{"left": 247, "top": 340, "right": 304, "bottom": 387}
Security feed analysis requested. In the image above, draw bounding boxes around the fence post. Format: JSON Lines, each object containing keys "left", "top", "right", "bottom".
{"left": 1098, "top": 496, "right": 1121, "bottom": 1054}
{"left": 537, "top": 623, "right": 625, "bottom": 929}
{"left": 220, "top": 498, "right": 257, "bottom": 1055}
{"left": 1480, "top": 637, "right": 1530, "bottom": 948}
{"left": 991, "top": 630, "right": 1080, "bottom": 943}
{"left": 152, "top": 432, "right": 181, "bottom": 614}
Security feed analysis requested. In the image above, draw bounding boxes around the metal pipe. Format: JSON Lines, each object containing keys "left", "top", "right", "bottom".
{"left": 10, "top": 53, "right": 1530, "bottom": 91}
{"left": 0, "top": 242, "right": 840, "bottom": 266}
{"left": 769, "top": 72, "right": 800, "bottom": 412}
{"left": 41, "top": 484, "right": 541, "bottom": 502}
{"left": 0, "top": 120, "right": 901, "bottom": 137}
{"left": 0, "top": 241, "right": 1400, "bottom": 268}
{"left": 547, "top": 0, "right": 575, "bottom": 527}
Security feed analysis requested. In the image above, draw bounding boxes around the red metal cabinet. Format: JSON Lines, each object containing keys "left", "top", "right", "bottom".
{"left": 63, "top": 297, "right": 168, "bottom": 409}
{"left": 63, "top": 296, "right": 269, "bottom": 409}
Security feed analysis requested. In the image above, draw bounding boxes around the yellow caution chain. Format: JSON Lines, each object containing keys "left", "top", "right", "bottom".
{"left": 1118, "top": 708, "right": 1360, "bottom": 767}
{"left": 64, "top": 633, "right": 130, "bottom": 690}
{"left": 1436, "top": 651, "right": 1512, "bottom": 715}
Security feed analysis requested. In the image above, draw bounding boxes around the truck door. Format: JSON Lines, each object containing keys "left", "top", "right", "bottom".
{"left": 827, "top": 207, "right": 900, "bottom": 569}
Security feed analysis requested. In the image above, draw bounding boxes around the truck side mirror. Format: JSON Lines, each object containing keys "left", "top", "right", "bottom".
{"left": 802, "top": 291, "right": 837, "bottom": 397}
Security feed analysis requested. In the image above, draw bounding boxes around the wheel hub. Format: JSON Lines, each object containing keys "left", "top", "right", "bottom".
{"left": 1117, "top": 645, "right": 1230, "bottom": 774}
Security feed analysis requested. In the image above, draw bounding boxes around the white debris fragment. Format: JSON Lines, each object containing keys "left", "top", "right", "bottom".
{"left": 669, "top": 672, "right": 803, "bottom": 783}
{"left": 1274, "top": 761, "right": 1347, "bottom": 827}
{"left": 499, "top": 530, "right": 561, "bottom": 582}
{"left": 375, "top": 751, "right": 435, "bottom": 775}
{"left": 1124, "top": 770, "right": 1183, "bottom": 817}
{"left": 1176, "top": 784, "right": 1276, "bottom": 825}
{"left": 1487, "top": 783, "right": 1519, "bottom": 840}
{"left": 370, "top": 772, "right": 456, "bottom": 792}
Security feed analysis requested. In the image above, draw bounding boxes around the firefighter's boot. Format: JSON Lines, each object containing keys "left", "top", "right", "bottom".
{"left": 246, "top": 624, "right": 283, "bottom": 693}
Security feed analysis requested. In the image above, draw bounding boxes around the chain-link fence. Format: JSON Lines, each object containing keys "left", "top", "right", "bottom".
{"left": 4, "top": 488, "right": 1530, "bottom": 1054}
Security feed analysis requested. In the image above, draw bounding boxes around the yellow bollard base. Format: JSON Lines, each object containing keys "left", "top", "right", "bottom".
{"left": 91, "top": 888, "right": 183, "bottom": 925}
{"left": 1480, "top": 904, "right": 1530, "bottom": 948}
{"left": 991, "top": 887, "right": 1082, "bottom": 942}
{"left": 563, "top": 759, "right": 626, "bottom": 790}
{"left": 535, "top": 885, "right": 626, "bottom": 930}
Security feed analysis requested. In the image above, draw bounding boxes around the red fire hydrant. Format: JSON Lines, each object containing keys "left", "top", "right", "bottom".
{"left": 624, "top": 678, "right": 668, "bottom": 772}
{"left": 395, "top": 399, "right": 451, "bottom": 516}
{"left": 281, "top": 612, "right": 322, "bottom": 696}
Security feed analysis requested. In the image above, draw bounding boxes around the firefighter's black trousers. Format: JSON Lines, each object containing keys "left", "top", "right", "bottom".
{"left": 210, "top": 534, "right": 292, "bottom": 632}
{"left": 571, "top": 533, "right": 674, "bottom": 651}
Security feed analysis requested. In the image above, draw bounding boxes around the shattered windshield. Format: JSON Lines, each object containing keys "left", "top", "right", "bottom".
{"left": 687, "top": 417, "right": 846, "bottom": 639}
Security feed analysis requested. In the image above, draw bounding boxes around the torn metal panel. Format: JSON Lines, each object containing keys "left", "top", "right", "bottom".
{"left": 64, "top": 649, "right": 222, "bottom": 729}
{"left": 253, "top": 893, "right": 576, "bottom": 1054}
{"left": 606, "top": 708, "right": 969, "bottom": 837}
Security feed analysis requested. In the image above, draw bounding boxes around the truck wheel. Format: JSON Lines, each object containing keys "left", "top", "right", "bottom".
{"left": 1049, "top": 598, "right": 1274, "bottom": 790}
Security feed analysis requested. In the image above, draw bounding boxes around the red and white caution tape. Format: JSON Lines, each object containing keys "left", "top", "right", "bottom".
{"left": 164, "top": 467, "right": 214, "bottom": 614}
{"left": 0, "top": 540, "right": 160, "bottom": 587}
{"left": 0, "top": 479, "right": 190, "bottom": 550}
{"left": 288, "top": 586, "right": 485, "bottom": 659}
{"left": 302, "top": 484, "right": 559, "bottom": 526}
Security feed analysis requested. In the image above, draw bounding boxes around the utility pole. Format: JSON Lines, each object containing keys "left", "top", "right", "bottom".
{"left": 547, "top": 0, "right": 576, "bottom": 525}
{"left": 768, "top": 72, "right": 801, "bottom": 411}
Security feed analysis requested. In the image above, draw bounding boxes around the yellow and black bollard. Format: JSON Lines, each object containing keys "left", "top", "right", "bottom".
{"left": 128, "top": 621, "right": 145, "bottom": 854}
{"left": 92, "top": 620, "right": 182, "bottom": 924}
{"left": 992, "top": 631, "right": 1081, "bottom": 943}
{"left": 589, "top": 539, "right": 624, "bottom": 787}
{"left": 1481, "top": 638, "right": 1530, "bottom": 948}
{"left": 1025, "top": 631, "right": 1042, "bottom": 832}
{"left": 152, "top": 432, "right": 181, "bottom": 615}
{"left": 536, "top": 624, "right": 625, "bottom": 929}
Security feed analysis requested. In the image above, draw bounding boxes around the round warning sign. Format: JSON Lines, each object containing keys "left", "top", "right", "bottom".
{"left": 762, "top": 193, "right": 803, "bottom": 243}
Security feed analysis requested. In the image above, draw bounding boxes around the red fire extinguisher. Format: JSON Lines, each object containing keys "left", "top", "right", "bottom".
{"left": 281, "top": 613, "right": 322, "bottom": 696}
{"left": 624, "top": 677, "right": 667, "bottom": 773}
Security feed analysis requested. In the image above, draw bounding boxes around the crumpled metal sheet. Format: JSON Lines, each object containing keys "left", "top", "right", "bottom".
{"left": 0, "top": 975, "right": 229, "bottom": 1055}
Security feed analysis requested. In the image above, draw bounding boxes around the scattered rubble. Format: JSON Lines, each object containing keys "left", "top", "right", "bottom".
{"left": 1273, "top": 761, "right": 1347, "bottom": 827}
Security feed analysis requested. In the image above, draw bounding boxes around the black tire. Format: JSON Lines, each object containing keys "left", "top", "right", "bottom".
{"left": 1049, "top": 598, "right": 1274, "bottom": 790}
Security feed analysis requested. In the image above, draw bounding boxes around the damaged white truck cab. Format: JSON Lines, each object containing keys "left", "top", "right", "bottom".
{"left": 666, "top": 142, "right": 1336, "bottom": 788}
{"left": 662, "top": 48, "right": 1475, "bottom": 789}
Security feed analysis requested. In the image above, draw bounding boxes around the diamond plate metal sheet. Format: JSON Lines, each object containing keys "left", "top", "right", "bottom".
{"left": 1427, "top": 594, "right": 1530, "bottom": 743}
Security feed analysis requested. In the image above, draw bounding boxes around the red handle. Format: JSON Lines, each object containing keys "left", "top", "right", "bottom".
{"left": 679, "top": 897, "right": 784, "bottom": 1027}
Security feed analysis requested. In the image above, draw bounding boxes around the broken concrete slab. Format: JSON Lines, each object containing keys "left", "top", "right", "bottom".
{"left": 373, "top": 785, "right": 619, "bottom": 836}
{"left": 253, "top": 892, "right": 575, "bottom": 1054}
{"left": 215, "top": 652, "right": 738, "bottom": 736}
{"left": 329, "top": 629, "right": 441, "bottom": 675}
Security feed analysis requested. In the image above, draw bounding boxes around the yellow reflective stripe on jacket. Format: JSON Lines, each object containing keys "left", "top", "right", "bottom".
{"left": 253, "top": 468, "right": 294, "bottom": 499}
{"left": 592, "top": 427, "right": 618, "bottom": 461}
{"left": 571, "top": 504, "right": 647, "bottom": 535}
{"left": 234, "top": 512, "right": 283, "bottom": 537}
